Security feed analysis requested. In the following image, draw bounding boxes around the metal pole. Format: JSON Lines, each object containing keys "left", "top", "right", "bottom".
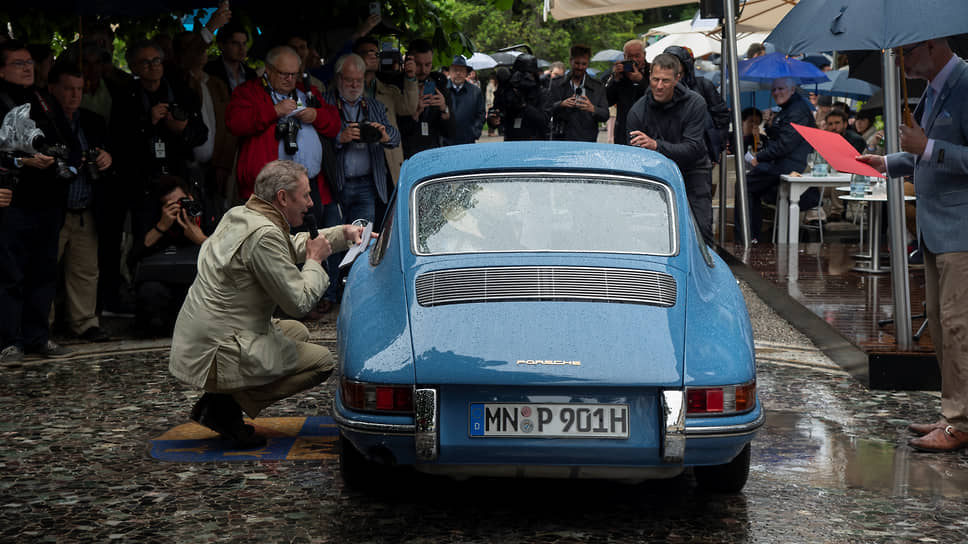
{"left": 882, "top": 48, "right": 912, "bottom": 351}
{"left": 718, "top": 41, "right": 729, "bottom": 245}
{"left": 723, "top": 0, "right": 751, "bottom": 247}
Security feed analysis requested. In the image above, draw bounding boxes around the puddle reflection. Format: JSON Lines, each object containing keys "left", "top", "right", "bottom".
{"left": 756, "top": 410, "right": 968, "bottom": 499}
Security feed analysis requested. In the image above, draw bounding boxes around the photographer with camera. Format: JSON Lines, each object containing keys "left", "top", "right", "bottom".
{"left": 0, "top": 41, "right": 76, "bottom": 364}
{"left": 226, "top": 46, "right": 340, "bottom": 204}
{"left": 128, "top": 175, "right": 209, "bottom": 336}
{"left": 46, "top": 62, "right": 113, "bottom": 343}
{"left": 548, "top": 44, "right": 609, "bottom": 142}
{"left": 353, "top": 36, "right": 417, "bottom": 185}
{"left": 487, "top": 53, "right": 550, "bottom": 141}
{"left": 322, "top": 53, "right": 398, "bottom": 227}
{"left": 606, "top": 40, "right": 648, "bottom": 146}
{"left": 106, "top": 40, "right": 207, "bottom": 317}
{"left": 398, "top": 39, "right": 454, "bottom": 158}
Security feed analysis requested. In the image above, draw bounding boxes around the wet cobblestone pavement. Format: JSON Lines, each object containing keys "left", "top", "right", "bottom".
{"left": 2, "top": 302, "right": 968, "bottom": 543}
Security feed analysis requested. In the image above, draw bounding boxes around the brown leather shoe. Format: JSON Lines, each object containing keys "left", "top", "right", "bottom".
{"left": 909, "top": 425, "right": 968, "bottom": 453}
{"left": 907, "top": 421, "right": 947, "bottom": 435}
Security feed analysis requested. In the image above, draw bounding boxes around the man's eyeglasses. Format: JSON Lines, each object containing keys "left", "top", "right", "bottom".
{"left": 135, "top": 57, "right": 163, "bottom": 68}
{"left": 269, "top": 65, "right": 300, "bottom": 79}
{"left": 6, "top": 59, "right": 35, "bottom": 69}
{"left": 899, "top": 42, "right": 925, "bottom": 56}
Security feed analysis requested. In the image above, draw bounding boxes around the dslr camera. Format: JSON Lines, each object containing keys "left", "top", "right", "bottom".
{"left": 167, "top": 103, "right": 188, "bottom": 122}
{"left": 38, "top": 143, "right": 77, "bottom": 181}
{"left": 355, "top": 122, "right": 383, "bottom": 144}
{"left": 275, "top": 117, "right": 301, "bottom": 155}
{"left": 83, "top": 148, "right": 101, "bottom": 181}
{"left": 179, "top": 197, "right": 203, "bottom": 218}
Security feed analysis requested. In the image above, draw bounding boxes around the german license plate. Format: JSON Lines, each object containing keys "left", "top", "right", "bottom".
{"left": 469, "top": 403, "right": 629, "bottom": 438}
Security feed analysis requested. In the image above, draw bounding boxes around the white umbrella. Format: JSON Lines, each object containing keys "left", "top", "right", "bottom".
{"left": 591, "top": 49, "right": 624, "bottom": 62}
{"left": 467, "top": 52, "right": 497, "bottom": 70}
{"left": 646, "top": 32, "right": 719, "bottom": 61}
{"left": 646, "top": 31, "right": 771, "bottom": 62}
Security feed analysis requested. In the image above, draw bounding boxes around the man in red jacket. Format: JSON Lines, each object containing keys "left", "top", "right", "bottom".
{"left": 226, "top": 45, "right": 339, "bottom": 208}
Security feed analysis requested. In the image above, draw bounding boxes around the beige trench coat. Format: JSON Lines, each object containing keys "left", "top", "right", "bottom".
{"left": 169, "top": 196, "right": 350, "bottom": 392}
{"left": 374, "top": 77, "right": 418, "bottom": 185}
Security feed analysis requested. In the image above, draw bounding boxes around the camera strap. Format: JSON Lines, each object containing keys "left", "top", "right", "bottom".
{"left": 334, "top": 90, "right": 369, "bottom": 124}
{"left": 32, "top": 90, "right": 70, "bottom": 147}
{"left": 261, "top": 75, "right": 298, "bottom": 105}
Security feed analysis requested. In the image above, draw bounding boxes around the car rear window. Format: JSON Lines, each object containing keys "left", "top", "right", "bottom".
{"left": 413, "top": 173, "right": 676, "bottom": 255}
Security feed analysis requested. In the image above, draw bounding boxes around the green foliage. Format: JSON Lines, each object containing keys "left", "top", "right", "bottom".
{"left": 435, "top": 0, "right": 642, "bottom": 65}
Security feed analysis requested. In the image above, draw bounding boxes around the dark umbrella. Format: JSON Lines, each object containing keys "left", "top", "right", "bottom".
{"left": 766, "top": 0, "right": 968, "bottom": 53}
{"left": 846, "top": 35, "right": 968, "bottom": 85}
{"left": 489, "top": 51, "right": 521, "bottom": 66}
{"left": 801, "top": 54, "right": 831, "bottom": 71}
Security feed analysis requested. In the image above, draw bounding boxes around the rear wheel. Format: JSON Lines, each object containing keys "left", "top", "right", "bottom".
{"left": 694, "top": 443, "right": 751, "bottom": 493}
{"left": 338, "top": 433, "right": 380, "bottom": 490}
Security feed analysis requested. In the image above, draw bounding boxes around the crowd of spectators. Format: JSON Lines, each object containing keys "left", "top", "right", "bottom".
{"left": 0, "top": 10, "right": 890, "bottom": 363}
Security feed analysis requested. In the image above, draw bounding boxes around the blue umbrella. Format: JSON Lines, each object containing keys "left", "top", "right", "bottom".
{"left": 766, "top": 0, "right": 968, "bottom": 54}
{"left": 737, "top": 52, "right": 830, "bottom": 84}
{"left": 814, "top": 68, "right": 880, "bottom": 100}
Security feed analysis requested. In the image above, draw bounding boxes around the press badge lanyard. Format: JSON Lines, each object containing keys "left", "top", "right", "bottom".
{"left": 140, "top": 83, "right": 177, "bottom": 164}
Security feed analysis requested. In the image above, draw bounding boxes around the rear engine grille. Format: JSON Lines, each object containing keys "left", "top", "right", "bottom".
{"left": 415, "top": 266, "right": 677, "bottom": 307}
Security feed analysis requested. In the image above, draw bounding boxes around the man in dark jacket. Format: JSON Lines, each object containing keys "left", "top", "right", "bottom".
{"left": 0, "top": 41, "right": 75, "bottom": 363}
{"left": 548, "top": 44, "right": 609, "bottom": 142}
{"left": 626, "top": 53, "right": 713, "bottom": 245}
{"left": 745, "top": 77, "right": 818, "bottom": 242}
{"left": 398, "top": 39, "right": 454, "bottom": 158}
{"left": 107, "top": 40, "right": 208, "bottom": 315}
{"left": 664, "top": 45, "right": 730, "bottom": 163}
{"left": 606, "top": 39, "right": 647, "bottom": 145}
{"left": 47, "top": 62, "right": 114, "bottom": 343}
{"left": 444, "top": 55, "right": 485, "bottom": 145}
{"left": 204, "top": 23, "right": 257, "bottom": 92}
{"left": 488, "top": 54, "right": 550, "bottom": 141}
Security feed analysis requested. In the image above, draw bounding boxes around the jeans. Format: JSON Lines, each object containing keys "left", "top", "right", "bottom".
{"left": 340, "top": 176, "right": 378, "bottom": 226}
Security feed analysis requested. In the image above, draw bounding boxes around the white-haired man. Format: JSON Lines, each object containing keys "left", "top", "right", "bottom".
{"left": 169, "top": 160, "right": 371, "bottom": 448}
{"left": 321, "top": 53, "right": 399, "bottom": 226}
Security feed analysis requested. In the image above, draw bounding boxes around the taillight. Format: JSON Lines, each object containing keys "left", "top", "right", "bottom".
{"left": 341, "top": 378, "right": 414, "bottom": 414}
{"left": 686, "top": 381, "right": 755, "bottom": 415}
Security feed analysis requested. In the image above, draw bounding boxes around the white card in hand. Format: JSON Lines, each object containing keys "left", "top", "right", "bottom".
{"left": 339, "top": 221, "right": 374, "bottom": 269}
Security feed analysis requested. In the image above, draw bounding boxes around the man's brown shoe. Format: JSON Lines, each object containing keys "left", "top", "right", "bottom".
{"left": 909, "top": 425, "right": 968, "bottom": 453}
{"left": 907, "top": 421, "right": 947, "bottom": 435}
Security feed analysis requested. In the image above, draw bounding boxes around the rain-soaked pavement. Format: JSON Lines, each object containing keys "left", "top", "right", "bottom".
{"left": 2, "top": 287, "right": 967, "bottom": 543}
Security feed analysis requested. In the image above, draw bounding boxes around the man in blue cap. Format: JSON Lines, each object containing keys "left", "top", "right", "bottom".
{"left": 444, "top": 55, "right": 485, "bottom": 145}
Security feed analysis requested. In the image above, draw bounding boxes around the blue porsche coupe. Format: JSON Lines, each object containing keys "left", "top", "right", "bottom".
{"left": 334, "top": 142, "right": 763, "bottom": 492}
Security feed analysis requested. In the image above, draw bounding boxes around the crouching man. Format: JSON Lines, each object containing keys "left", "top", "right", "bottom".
{"left": 169, "top": 160, "right": 370, "bottom": 448}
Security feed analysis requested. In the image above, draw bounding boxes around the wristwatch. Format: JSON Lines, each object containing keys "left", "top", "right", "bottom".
{"left": 13, "top": 157, "right": 22, "bottom": 168}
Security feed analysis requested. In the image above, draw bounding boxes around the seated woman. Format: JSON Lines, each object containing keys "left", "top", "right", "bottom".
{"left": 129, "top": 176, "right": 213, "bottom": 336}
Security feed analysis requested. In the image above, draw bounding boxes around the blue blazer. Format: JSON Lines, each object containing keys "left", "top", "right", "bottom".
{"left": 887, "top": 58, "right": 968, "bottom": 254}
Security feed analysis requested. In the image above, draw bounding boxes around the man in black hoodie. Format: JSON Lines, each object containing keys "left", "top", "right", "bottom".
{"left": 626, "top": 53, "right": 713, "bottom": 245}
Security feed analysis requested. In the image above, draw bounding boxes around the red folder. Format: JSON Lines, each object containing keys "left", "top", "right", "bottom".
{"left": 791, "top": 123, "right": 884, "bottom": 178}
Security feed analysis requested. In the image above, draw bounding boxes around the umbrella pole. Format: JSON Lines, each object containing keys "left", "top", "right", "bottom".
{"left": 724, "top": 0, "right": 752, "bottom": 248}
{"left": 898, "top": 49, "right": 913, "bottom": 127}
{"left": 882, "top": 48, "right": 913, "bottom": 352}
